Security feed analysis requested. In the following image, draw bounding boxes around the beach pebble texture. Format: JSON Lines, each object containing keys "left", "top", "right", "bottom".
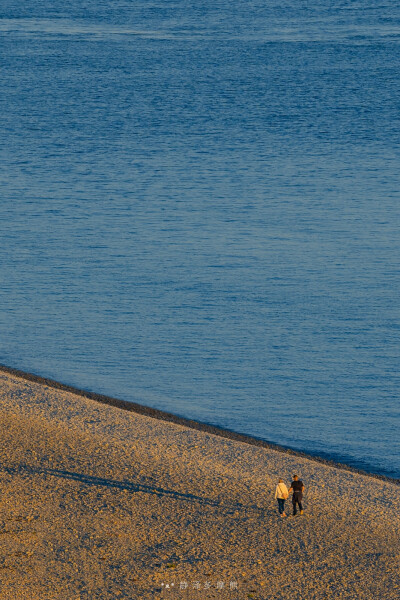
{"left": 0, "top": 370, "right": 399, "bottom": 600}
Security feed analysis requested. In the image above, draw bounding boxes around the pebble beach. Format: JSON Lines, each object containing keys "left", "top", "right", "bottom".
{"left": 0, "top": 368, "right": 399, "bottom": 600}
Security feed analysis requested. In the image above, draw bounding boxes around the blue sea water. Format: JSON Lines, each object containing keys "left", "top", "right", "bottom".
{"left": 1, "top": 1, "right": 399, "bottom": 477}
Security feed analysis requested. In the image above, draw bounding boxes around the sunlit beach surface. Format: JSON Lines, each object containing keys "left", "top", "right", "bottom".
{"left": 0, "top": 369, "right": 399, "bottom": 599}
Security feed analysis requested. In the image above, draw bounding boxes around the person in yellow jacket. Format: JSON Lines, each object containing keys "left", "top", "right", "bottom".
{"left": 274, "top": 478, "right": 289, "bottom": 517}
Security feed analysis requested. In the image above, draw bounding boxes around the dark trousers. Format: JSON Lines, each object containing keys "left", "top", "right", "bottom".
{"left": 292, "top": 493, "right": 303, "bottom": 515}
{"left": 277, "top": 498, "right": 286, "bottom": 514}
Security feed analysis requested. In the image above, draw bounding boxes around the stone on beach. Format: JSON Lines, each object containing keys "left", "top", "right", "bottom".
{"left": 0, "top": 370, "right": 399, "bottom": 599}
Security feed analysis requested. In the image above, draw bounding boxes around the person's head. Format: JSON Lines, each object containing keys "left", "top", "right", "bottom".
{"left": 293, "top": 475, "right": 298, "bottom": 480}
{"left": 278, "top": 478, "right": 283, "bottom": 483}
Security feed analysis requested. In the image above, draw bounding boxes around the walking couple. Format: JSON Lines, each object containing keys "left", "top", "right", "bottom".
{"left": 274, "top": 475, "right": 304, "bottom": 518}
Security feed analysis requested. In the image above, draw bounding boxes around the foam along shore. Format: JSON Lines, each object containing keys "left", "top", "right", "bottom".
{"left": 0, "top": 369, "right": 399, "bottom": 600}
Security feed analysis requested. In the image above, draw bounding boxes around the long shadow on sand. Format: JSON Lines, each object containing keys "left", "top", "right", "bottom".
{"left": 7, "top": 465, "right": 225, "bottom": 508}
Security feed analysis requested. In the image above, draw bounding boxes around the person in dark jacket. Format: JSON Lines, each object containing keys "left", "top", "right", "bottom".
{"left": 288, "top": 474, "right": 305, "bottom": 515}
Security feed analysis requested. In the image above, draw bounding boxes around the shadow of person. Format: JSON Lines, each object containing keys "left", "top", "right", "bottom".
{"left": 10, "top": 464, "right": 223, "bottom": 508}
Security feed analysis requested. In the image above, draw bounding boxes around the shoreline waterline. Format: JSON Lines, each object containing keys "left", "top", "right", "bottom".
{"left": 1, "top": 363, "right": 398, "bottom": 486}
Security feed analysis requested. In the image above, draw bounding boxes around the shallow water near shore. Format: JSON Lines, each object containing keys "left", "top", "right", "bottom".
{"left": 1, "top": 0, "right": 400, "bottom": 477}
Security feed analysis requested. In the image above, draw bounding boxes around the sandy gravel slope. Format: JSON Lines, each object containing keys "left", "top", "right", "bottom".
{"left": 0, "top": 370, "right": 399, "bottom": 600}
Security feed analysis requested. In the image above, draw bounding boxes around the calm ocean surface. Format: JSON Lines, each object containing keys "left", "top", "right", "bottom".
{"left": 1, "top": 1, "right": 399, "bottom": 477}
